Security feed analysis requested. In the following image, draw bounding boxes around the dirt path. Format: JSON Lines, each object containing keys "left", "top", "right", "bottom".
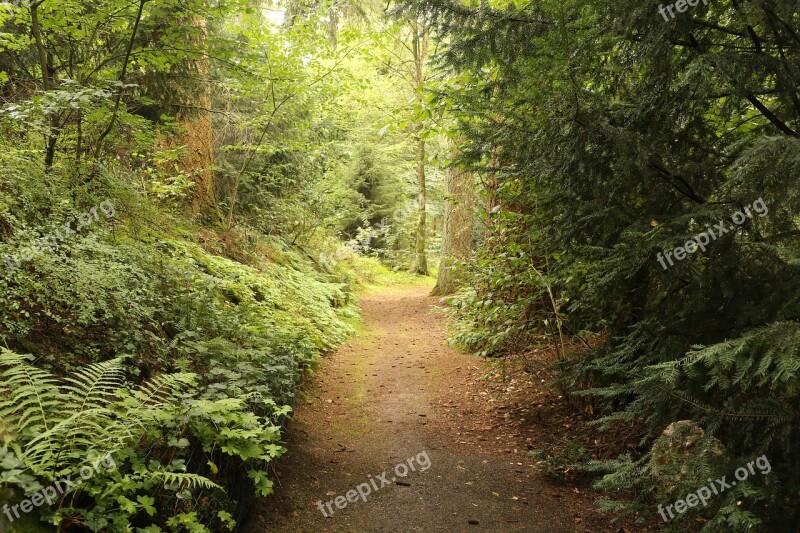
{"left": 244, "top": 284, "right": 617, "bottom": 532}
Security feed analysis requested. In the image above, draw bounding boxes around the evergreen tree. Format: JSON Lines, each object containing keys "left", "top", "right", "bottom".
{"left": 403, "top": 0, "right": 800, "bottom": 527}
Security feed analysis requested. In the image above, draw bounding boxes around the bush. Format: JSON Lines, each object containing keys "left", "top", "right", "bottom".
{"left": 0, "top": 158, "right": 357, "bottom": 530}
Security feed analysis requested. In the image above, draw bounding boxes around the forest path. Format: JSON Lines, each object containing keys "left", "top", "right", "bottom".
{"left": 244, "top": 284, "right": 608, "bottom": 532}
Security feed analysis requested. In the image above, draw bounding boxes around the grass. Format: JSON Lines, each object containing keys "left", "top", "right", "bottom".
{"left": 345, "top": 256, "right": 435, "bottom": 295}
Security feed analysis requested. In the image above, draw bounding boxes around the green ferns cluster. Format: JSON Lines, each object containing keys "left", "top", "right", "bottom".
{"left": 0, "top": 352, "right": 230, "bottom": 531}
{"left": 0, "top": 226, "right": 357, "bottom": 531}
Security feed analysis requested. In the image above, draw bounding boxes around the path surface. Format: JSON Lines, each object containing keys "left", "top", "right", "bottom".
{"left": 244, "top": 284, "right": 615, "bottom": 532}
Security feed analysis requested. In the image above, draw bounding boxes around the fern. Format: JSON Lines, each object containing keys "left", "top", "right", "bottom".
{"left": 62, "top": 357, "right": 126, "bottom": 413}
{"left": 0, "top": 349, "right": 61, "bottom": 443}
{"left": 0, "top": 350, "right": 197, "bottom": 478}
{"left": 151, "top": 471, "right": 223, "bottom": 491}
{"left": 22, "top": 407, "right": 117, "bottom": 475}
{"left": 0, "top": 350, "right": 240, "bottom": 530}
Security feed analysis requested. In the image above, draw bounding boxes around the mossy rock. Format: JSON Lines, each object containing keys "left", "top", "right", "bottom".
{"left": 650, "top": 420, "right": 726, "bottom": 497}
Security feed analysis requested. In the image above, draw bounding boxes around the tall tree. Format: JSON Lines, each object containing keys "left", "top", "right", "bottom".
{"left": 179, "top": 19, "right": 216, "bottom": 219}
{"left": 432, "top": 146, "right": 474, "bottom": 295}
{"left": 410, "top": 15, "right": 430, "bottom": 275}
{"left": 150, "top": 15, "right": 217, "bottom": 219}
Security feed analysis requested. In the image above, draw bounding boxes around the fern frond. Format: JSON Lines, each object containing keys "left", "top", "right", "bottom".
{"left": 22, "top": 408, "right": 117, "bottom": 473}
{"left": 127, "top": 372, "right": 196, "bottom": 411}
{"left": 0, "top": 349, "right": 61, "bottom": 440}
{"left": 62, "top": 357, "right": 126, "bottom": 413}
{"left": 151, "top": 471, "right": 223, "bottom": 491}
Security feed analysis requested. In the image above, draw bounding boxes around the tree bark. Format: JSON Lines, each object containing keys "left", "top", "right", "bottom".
{"left": 411, "top": 18, "right": 428, "bottom": 275}
{"left": 183, "top": 103, "right": 215, "bottom": 217}
{"left": 431, "top": 155, "right": 474, "bottom": 296}
{"left": 30, "top": 0, "right": 59, "bottom": 169}
{"left": 184, "top": 19, "right": 216, "bottom": 218}
{"left": 29, "top": 1, "right": 50, "bottom": 91}
{"left": 153, "top": 16, "right": 217, "bottom": 220}
{"left": 414, "top": 138, "right": 428, "bottom": 275}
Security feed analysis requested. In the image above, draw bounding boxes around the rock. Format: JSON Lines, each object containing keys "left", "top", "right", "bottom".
{"left": 650, "top": 420, "right": 726, "bottom": 494}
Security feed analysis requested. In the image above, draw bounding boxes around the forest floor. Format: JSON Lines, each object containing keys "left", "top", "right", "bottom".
{"left": 244, "top": 283, "right": 640, "bottom": 532}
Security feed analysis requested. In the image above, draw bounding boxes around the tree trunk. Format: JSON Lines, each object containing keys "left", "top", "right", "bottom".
{"left": 182, "top": 106, "right": 215, "bottom": 217}
{"left": 30, "top": 1, "right": 59, "bottom": 169}
{"left": 411, "top": 18, "right": 428, "bottom": 275}
{"left": 328, "top": 4, "right": 339, "bottom": 49}
{"left": 431, "top": 155, "right": 474, "bottom": 296}
{"left": 155, "top": 17, "right": 217, "bottom": 220}
{"left": 29, "top": 1, "right": 51, "bottom": 91}
{"left": 185, "top": 19, "right": 216, "bottom": 218}
{"left": 414, "top": 138, "right": 428, "bottom": 275}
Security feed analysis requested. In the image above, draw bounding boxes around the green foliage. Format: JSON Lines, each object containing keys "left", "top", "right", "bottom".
{"left": 0, "top": 352, "right": 217, "bottom": 530}
{"left": 0, "top": 0, "right": 440, "bottom": 530}
{"left": 448, "top": 211, "right": 564, "bottom": 359}
{"left": 0, "top": 144, "right": 356, "bottom": 529}
{"left": 412, "top": 0, "right": 800, "bottom": 528}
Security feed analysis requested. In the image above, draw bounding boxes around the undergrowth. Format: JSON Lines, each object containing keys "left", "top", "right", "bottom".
{"left": 0, "top": 156, "right": 357, "bottom": 531}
